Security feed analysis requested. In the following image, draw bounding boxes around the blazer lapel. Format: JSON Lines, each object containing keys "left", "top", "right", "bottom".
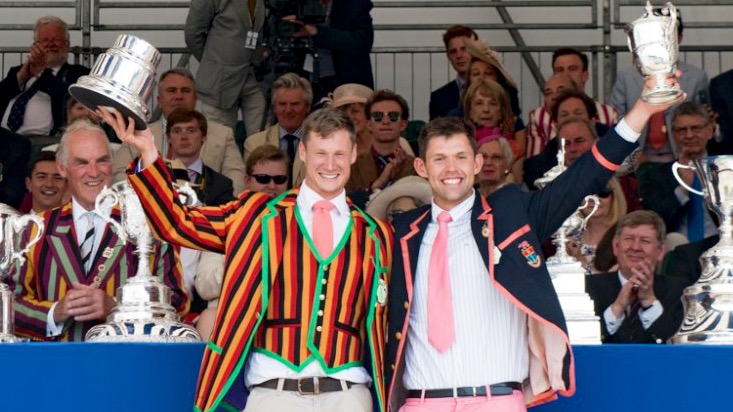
{"left": 86, "top": 214, "right": 125, "bottom": 285}
{"left": 47, "top": 207, "right": 84, "bottom": 286}
{"left": 471, "top": 195, "right": 494, "bottom": 271}
{"left": 400, "top": 209, "right": 430, "bottom": 301}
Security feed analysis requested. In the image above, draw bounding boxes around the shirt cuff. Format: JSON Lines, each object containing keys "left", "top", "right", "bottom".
{"left": 46, "top": 302, "right": 65, "bottom": 337}
{"left": 639, "top": 299, "right": 663, "bottom": 329}
{"left": 603, "top": 305, "right": 625, "bottom": 335}
{"left": 614, "top": 119, "right": 642, "bottom": 143}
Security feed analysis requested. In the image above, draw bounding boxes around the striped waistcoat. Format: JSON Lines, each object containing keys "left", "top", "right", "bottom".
{"left": 8, "top": 202, "right": 188, "bottom": 341}
{"left": 127, "top": 158, "right": 393, "bottom": 412}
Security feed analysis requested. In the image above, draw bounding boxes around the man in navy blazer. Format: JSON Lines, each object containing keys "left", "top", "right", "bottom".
{"left": 386, "top": 73, "right": 682, "bottom": 411}
{"left": 428, "top": 25, "right": 477, "bottom": 120}
{"left": 0, "top": 16, "right": 89, "bottom": 137}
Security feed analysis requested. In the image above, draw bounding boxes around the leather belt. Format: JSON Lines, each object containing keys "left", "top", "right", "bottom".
{"left": 255, "top": 377, "right": 354, "bottom": 395}
{"left": 407, "top": 382, "right": 522, "bottom": 398}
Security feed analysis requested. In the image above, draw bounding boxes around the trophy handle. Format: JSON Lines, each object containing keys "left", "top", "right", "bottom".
{"left": 173, "top": 182, "right": 200, "bottom": 207}
{"left": 95, "top": 185, "right": 127, "bottom": 244}
{"left": 672, "top": 162, "right": 704, "bottom": 196}
{"left": 579, "top": 195, "right": 601, "bottom": 232}
{"left": 9, "top": 214, "right": 44, "bottom": 266}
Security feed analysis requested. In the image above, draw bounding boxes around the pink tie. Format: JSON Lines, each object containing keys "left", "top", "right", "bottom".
{"left": 312, "top": 200, "right": 335, "bottom": 258}
{"left": 428, "top": 211, "right": 454, "bottom": 353}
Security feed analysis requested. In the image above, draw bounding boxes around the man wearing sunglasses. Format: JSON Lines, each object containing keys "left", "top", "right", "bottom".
{"left": 346, "top": 90, "right": 416, "bottom": 207}
{"left": 244, "top": 144, "right": 290, "bottom": 197}
{"left": 103, "top": 106, "right": 392, "bottom": 412}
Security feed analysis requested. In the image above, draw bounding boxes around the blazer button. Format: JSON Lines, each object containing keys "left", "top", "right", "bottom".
{"left": 390, "top": 363, "right": 395, "bottom": 370}
{"left": 317, "top": 310, "right": 324, "bottom": 317}
{"left": 323, "top": 265, "right": 329, "bottom": 271}
{"left": 403, "top": 301, "right": 409, "bottom": 309}
{"left": 320, "top": 294, "right": 325, "bottom": 301}
{"left": 395, "top": 332, "right": 402, "bottom": 340}
{"left": 316, "top": 326, "right": 323, "bottom": 332}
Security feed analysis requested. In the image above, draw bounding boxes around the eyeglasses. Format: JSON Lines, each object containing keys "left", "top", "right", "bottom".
{"left": 371, "top": 111, "right": 401, "bottom": 122}
{"left": 37, "top": 36, "right": 66, "bottom": 45}
{"left": 596, "top": 189, "right": 612, "bottom": 199}
{"left": 252, "top": 174, "right": 288, "bottom": 185}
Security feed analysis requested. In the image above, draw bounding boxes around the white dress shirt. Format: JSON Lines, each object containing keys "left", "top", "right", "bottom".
{"left": 403, "top": 191, "right": 530, "bottom": 390}
{"left": 244, "top": 180, "right": 371, "bottom": 387}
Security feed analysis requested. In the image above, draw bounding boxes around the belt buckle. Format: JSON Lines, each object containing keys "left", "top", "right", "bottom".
{"left": 297, "top": 377, "right": 320, "bottom": 395}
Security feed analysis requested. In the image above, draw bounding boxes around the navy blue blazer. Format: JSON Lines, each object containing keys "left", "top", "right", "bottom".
{"left": 386, "top": 127, "right": 636, "bottom": 410}
{"left": 709, "top": 69, "right": 733, "bottom": 155}
{"left": 0, "top": 63, "right": 89, "bottom": 136}
{"left": 429, "top": 80, "right": 460, "bottom": 120}
{"left": 0, "top": 128, "right": 31, "bottom": 209}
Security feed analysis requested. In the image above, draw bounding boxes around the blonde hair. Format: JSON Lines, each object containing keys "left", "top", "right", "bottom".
{"left": 463, "top": 78, "right": 514, "bottom": 135}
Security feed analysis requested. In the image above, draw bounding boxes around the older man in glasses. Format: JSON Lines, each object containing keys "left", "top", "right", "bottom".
{"left": 346, "top": 89, "right": 416, "bottom": 208}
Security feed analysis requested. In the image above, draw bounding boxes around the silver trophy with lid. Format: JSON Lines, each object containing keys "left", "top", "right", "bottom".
{"left": 69, "top": 34, "right": 160, "bottom": 130}
{"left": 0, "top": 204, "right": 44, "bottom": 343}
{"left": 84, "top": 181, "right": 200, "bottom": 342}
{"left": 535, "top": 140, "right": 602, "bottom": 344}
{"left": 670, "top": 156, "right": 733, "bottom": 343}
{"left": 625, "top": 1, "right": 682, "bottom": 104}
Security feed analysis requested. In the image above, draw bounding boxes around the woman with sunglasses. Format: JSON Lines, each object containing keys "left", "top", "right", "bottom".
{"left": 567, "top": 177, "right": 627, "bottom": 273}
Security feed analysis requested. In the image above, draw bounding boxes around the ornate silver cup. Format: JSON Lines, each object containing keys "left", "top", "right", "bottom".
{"left": 85, "top": 181, "right": 200, "bottom": 342}
{"left": 625, "top": 1, "right": 682, "bottom": 104}
{"left": 535, "top": 140, "right": 602, "bottom": 344}
{"left": 0, "top": 204, "right": 44, "bottom": 343}
{"left": 670, "top": 156, "right": 733, "bottom": 343}
{"left": 69, "top": 34, "right": 160, "bottom": 130}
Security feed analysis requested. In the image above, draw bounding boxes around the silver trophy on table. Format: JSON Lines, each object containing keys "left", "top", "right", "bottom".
{"left": 84, "top": 181, "right": 201, "bottom": 342}
{"left": 69, "top": 34, "right": 160, "bottom": 130}
{"left": 535, "top": 140, "right": 602, "bottom": 344}
{"left": 625, "top": 1, "right": 682, "bottom": 105}
{"left": 0, "top": 204, "right": 44, "bottom": 343}
{"left": 670, "top": 156, "right": 733, "bottom": 343}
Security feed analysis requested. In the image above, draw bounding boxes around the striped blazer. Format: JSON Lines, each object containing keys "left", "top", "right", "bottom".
{"left": 9, "top": 202, "right": 188, "bottom": 342}
{"left": 127, "top": 158, "right": 393, "bottom": 412}
{"left": 386, "top": 127, "right": 638, "bottom": 411}
{"left": 526, "top": 101, "right": 619, "bottom": 157}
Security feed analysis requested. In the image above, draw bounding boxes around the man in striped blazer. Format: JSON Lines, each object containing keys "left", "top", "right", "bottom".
{"left": 102, "top": 107, "right": 393, "bottom": 412}
{"left": 386, "top": 73, "right": 681, "bottom": 412}
{"left": 9, "top": 119, "right": 188, "bottom": 342}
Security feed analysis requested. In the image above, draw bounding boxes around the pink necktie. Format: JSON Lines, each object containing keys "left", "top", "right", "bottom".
{"left": 428, "top": 211, "right": 454, "bottom": 353}
{"left": 312, "top": 200, "right": 335, "bottom": 258}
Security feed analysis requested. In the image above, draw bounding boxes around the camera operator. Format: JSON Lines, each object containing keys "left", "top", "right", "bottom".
{"left": 272, "top": 0, "right": 374, "bottom": 103}
{"left": 184, "top": 0, "right": 267, "bottom": 137}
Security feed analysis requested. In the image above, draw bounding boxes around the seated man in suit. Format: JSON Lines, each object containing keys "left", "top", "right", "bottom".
{"left": 429, "top": 24, "right": 478, "bottom": 120}
{"left": 9, "top": 118, "right": 188, "bottom": 341}
{"left": 637, "top": 102, "right": 718, "bottom": 244}
{"left": 243, "top": 72, "right": 312, "bottom": 186}
{"left": 0, "top": 15, "right": 89, "bottom": 140}
{"left": 112, "top": 68, "right": 246, "bottom": 193}
{"left": 0, "top": 128, "right": 32, "bottom": 209}
{"left": 586, "top": 210, "right": 690, "bottom": 344}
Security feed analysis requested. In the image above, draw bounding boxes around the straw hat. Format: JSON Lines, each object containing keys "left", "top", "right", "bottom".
{"left": 366, "top": 176, "right": 433, "bottom": 221}
{"left": 320, "top": 83, "right": 374, "bottom": 108}
{"left": 463, "top": 37, "right": 517, "bottom": 89}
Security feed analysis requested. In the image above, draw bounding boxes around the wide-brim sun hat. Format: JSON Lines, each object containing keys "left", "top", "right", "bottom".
{"left": 365, "top": 176, "right": 433, "bottom": 221}
{"left": 321, "top": 83, "right": 374, "bottom": 108}
{"left": 464, "top": 37, "right": 517, "bottom": 90}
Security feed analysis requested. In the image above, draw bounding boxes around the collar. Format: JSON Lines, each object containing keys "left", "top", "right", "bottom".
{"left": 297, "top": 179, "right": 350, "bottom": 217}
{"left": 187, "top": 157, "right": 204, "bottom": 175}
{"left": 71, "top": 197, "right": 101, "bottom": 223}
{"left": 618, "top": 271, "right": 630, "bottom": 285}
{"left": 430, "top": 189, "right": 475, "bottom": 223}
{"left": 456, "top": 75, "right": 466, "bottom": 91}
{"left": 279, "top": 125, "right": 303, "bottom": 139}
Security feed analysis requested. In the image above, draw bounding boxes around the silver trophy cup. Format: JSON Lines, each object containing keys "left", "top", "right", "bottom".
{"left": 0, "top": 204, "right": 44, "bottom": 343}
{"left": 670, "top": 156, "right": 733, "bottom": 343}
{"left": 69, "top": 34, "right": 160, "bottom": 130}
{"left": 84, "top": 181, "right": 200, "bottom": 342}
{"left": 625, "top": 1, "right": 682, "bottom": 104}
